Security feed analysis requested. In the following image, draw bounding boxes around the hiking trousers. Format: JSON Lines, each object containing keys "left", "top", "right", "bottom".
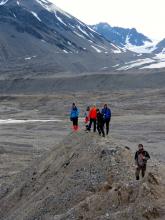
{"left": 72, "top": 117, "right": 78, "bottom": 126}
{"left": 135, "top": 165, "right": 146, "bottom": 179}
{"left": 97, "top": 123, "right": 105, "bottom": 136}
{"left": 88, "top": 119, "right": 96, "bottom": 132}
{"left": 103, "top": 118, "right": 110, "bottom": 135}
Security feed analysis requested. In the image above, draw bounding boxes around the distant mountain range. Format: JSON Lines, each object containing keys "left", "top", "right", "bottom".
{"left": 90, "top": 23, "right": 152, "bottom": 47}
{"left": 90, "top": 23, "right": 165, "bottom": 55}
{"left": 0, "top": 0, "right": 136, "bottom": 75}
{"left": 0, "top": 0, "right": 165, "bottom": 78}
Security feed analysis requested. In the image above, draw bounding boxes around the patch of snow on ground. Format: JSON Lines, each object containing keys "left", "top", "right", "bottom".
{"left": 117, "top": 58, "right": 155, "bottom": 70}
{"left": 31, "top": 11, "right": 41, "bottom": 22}
{"left": 91, "top": 45, "right": 102, "bottom": 53}
{"left": 0, "top": 119, "right": 62, "bottom": 124}
{"left": 141, "top": 61, "right": 165, "bottom": 69}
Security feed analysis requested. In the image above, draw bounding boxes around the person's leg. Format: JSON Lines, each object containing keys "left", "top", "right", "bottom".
{"left": 97, "top": 124, "right": 101, "bottom": 135}
{"left": 135, "top": 166, "right": 140, "bottom": 180}
{"left": 106, "top": 119, "right": 110, "bottom": 135}
{"left": 75, "top": 117, "right": 79, "bottom": 130}
{"left": 142, "top": 165, "right": 146, "bottom": 178}
{"left": 72, "top": 118, "right": 76, "bottom": 131}
{"left": 93, "top": 119, "right": 96, "bottom": 132}
{"left": 100, "top": 124, "right": 105, "bottom": 137}
{"left": 88, "top": 119, "right": 92, "bottom": 131}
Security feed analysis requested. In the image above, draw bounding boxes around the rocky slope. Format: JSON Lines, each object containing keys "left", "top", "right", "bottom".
{"left": 0, "top": 132, "right": 165, "bottom": 220}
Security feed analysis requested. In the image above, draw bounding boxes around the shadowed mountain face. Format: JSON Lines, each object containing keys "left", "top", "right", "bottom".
{"left": 154, "top": 39, "right": 165, "bottom": 54}
{"left": 0, "top": 0, "right": 134, "bottom": 74}
{"left": 90, "top": 22, "right": 152, "bottom": 47}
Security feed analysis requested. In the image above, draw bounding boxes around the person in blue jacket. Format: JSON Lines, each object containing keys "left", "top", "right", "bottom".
{"left": 101, "top": 104, "right": 111, "bottom": 135}
{"left": 70, "top": 103, "right": 79, "bottom": 131}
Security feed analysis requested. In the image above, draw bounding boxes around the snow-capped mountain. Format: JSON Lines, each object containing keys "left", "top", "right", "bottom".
{"left": 90, "top": 23, "right": 152, "bottom": 48}
{"left": 0, "top": 0, "right": 130, "bottom": 74}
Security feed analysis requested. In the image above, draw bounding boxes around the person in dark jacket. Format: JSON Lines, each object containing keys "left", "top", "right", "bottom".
{"left": 96, "top": 109, "right": 105, "bottom": 137}
{"left": 101, "top": 104, "right": 111, "bottom": 135}
{"left": 134, "top": 144, "right": 150, "bottom": 180}
{"left": 70, "top": 103, "right": 79, "bottom": 131}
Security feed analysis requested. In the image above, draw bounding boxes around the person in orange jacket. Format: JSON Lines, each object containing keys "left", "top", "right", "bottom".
{"left": 87, "top": 105, "right": 97, "bottom": 132}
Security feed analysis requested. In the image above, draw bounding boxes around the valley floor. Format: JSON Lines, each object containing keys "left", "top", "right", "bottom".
{"left": 0, "top": 89, "right": 165, "bottom": 186}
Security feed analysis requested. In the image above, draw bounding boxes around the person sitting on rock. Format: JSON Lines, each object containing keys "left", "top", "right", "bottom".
{"left": 96, "top": 108, "right": 105, "bottom": 137}
{"left": 70, "top": 103, "right": 79, "bottom": 131}
{"left": 135, "top": 144, "right": 150, "bottom": 180}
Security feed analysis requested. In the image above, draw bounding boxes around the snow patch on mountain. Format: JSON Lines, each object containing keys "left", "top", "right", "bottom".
{"left": 117, "top": 58, "right": 155, "bottom": 70}
{"left": 77, "top": 25, "right": 89, "bottom": 37}
{"left": 117, "top": 52, "right": 165, "bottom": 70}
{"left": 31, "top": 11, "right": 41, "bottom": 22}
{"left": 91, "top": 45, "right": 102, "bottom": 53}
{"left": 141, "top": 61, "right": 165, "bottom": 69}
{"left": 110, "top": 43, "right": 122, "bottom": 53}
{"left": 73, "top": 31, "right": 86, "bottom": 39}
{"left": 35, "top": 0, "right": 72, "bottom": 18}
{"left": 0, "top": 0, "right": 8, "bottom": 5}
{"left": 125, "top": 39, "right": 158, "bottom": 54}
{"left": 54, "top": 12, "right": 67, "bottom": 26}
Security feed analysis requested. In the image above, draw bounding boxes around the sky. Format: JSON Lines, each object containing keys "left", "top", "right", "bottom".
{"left": 50, "top": 0, "right": 165, "bottom": 41}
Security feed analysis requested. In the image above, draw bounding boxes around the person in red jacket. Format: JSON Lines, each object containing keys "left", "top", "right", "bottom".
{"left": 87, "top": 105, "right": 97, "bottom": 132}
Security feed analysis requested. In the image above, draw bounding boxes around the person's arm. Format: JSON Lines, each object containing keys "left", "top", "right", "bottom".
{"left": 144, "top": 151, "right": 150, "bottom": 160}
{"left": 134, "top": 152, "right": 138, "bottom": 166}
{"left": 77, "top": 109, "right": 80, "bottom": 117}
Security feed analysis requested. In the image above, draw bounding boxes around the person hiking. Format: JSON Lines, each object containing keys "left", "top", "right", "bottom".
{"left": 84, "top": 106, "right": 90, "bottom": 130}
{"left": 135, "top": 144, "right": 150, "bottom": 180}
{"left": 70, "top": 103, "right": 79, "bottom": 131}
{"left": 96, "top": 108, "right": 105, "bottom": 137}
{"left": 87, "top": 104, "right": 97, "bottom": 132}
{"left": 101, "top": 104, "right": 111, "bottom": 135}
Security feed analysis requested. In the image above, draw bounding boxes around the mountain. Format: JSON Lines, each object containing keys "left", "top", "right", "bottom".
{"left": 90, "top": 22, "right": 152, "bottom": 48}
{"left": 153, "top": 39, "right": 165, "bottom": 54}
{"left": 0, "top": 0, "right": 132, "bottom": 75}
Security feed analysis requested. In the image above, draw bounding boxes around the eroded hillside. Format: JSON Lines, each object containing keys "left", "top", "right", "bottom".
{"left": 0, "top": 132, "right": 165, "bottom": 220}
